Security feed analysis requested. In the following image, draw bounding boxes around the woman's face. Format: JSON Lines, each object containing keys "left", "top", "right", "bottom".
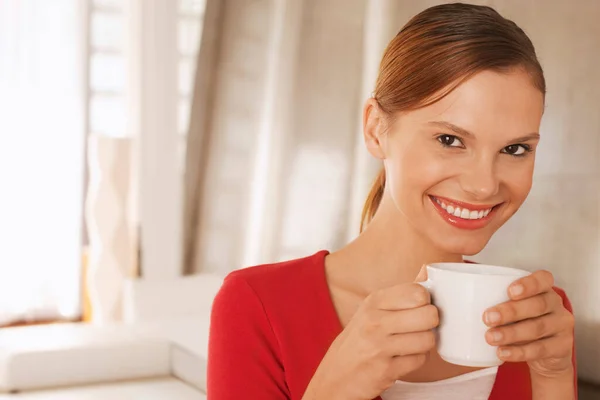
{"left": 369, "top": 69, "right": 544, "bottom": 255}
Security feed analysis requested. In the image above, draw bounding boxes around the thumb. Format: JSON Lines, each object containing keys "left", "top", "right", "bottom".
{"left": 414, "top": 264, "right": 428, "bottom": 283}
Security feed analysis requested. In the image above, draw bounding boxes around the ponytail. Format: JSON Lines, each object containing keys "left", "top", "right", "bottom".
{"left": 360, "top": 168, "right": 385, "bottom": 232}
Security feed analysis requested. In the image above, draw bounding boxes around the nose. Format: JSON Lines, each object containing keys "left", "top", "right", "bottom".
{"left": 459, "top": 158, "right": 499, "bottom": 200}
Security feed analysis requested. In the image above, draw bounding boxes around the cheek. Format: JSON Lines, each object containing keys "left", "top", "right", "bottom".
{"left": 503, "top": 162, "right": 534, "bottom": 205}
{"left": 386, "top": 150, "right": 448, "bottom": 201}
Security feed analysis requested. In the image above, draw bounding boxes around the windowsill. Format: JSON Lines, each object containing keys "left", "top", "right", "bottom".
{"left": 0, "top": 273, "right": 222, "bottom": 395}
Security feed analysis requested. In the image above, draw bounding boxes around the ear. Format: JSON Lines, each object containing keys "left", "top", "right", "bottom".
{"left": 362, "top": 98, "right": 386, "bottom": 160}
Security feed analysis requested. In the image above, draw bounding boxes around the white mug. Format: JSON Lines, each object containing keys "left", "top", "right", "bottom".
{"left": 420, "top": 262, "right": 530, "bottom": 367}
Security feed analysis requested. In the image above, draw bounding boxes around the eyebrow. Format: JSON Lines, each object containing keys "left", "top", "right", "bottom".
{"left": 428, "top": 121, "right": 540, "bottom": 143}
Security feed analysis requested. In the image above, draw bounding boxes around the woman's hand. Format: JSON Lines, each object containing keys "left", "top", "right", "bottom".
{"left": 483, "top": 270, "right": 575, "bottom": 379}
{"left": 303, "top": 278, "right": 438, "bottom": 400}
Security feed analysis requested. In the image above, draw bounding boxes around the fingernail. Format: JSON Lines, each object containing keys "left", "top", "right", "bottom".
{"left": 499, "top": 348, "right": 511, "bottom": 358}
{"left": 490, "top": 330, "right": 503, "bottom": 343}
{"left": 486, "top": 311, "right": 501, "bottom": 324}
{"left": 510, "top": 284, "right": 524, "bottom": 297}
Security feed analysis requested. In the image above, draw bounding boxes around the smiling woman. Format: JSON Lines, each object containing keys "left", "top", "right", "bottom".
{"left": 207, "top": 3, "right": 577, "bottom": 400}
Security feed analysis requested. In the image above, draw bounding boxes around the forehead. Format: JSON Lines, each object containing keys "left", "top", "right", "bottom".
{"left": 405, "top": 70, "right": 544, "bottom": 136}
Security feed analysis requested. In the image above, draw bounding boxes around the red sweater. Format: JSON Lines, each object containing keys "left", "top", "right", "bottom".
{"left": 208, "top": 250, "right": 577, "bottom": 399}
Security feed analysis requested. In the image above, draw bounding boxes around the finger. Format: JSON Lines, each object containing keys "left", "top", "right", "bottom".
{"left": 380, "top": 305, "right": 439, "bottom": 334}
{"left": 483, "top": 291, "right": 560, "bottom": 327}
{"left": 385, "top": 331, "right": 436, "bottom": 356}
{"left": 368, "top": 283, "right": 430, "bottom": 311}
{"left": 507, "top": 270, "right": 554, "bottom": 301}
{"left": 486, "top": 313, "right": 564, "bottom": 346}
{"left": 496, "top": 334, "right": 573, "bottom": 362}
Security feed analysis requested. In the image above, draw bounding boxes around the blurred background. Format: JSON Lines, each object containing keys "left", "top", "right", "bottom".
{"left": 0, "top": 0, "right": 598, "bottom": 398}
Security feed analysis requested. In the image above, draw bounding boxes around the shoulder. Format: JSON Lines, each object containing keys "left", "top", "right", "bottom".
{"left": 212, "top": 250, "right": 329, "bottom": 314}
{"left": 225, "top": 250, "right": 328, "bottom": 291}
{"left": 228, "top": 250, "right": 327, "bottom": 285}
{"left": 207, "top": 253, "right": 328, "bottom": 398}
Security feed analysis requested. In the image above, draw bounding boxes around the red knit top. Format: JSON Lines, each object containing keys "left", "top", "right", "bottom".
{"left": 207, "top": 250, "right": 577, "bottom": 399}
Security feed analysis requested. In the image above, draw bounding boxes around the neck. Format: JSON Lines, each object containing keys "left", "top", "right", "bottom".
{"left": 332, "top": 193, "right": 463, "bottom": 295}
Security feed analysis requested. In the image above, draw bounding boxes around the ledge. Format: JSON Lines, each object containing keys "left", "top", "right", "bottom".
{"left": 133, "top": 315, "right": 210, "bottom": 392}
{"left": 0, "top": 324, "right": 171, "bottom": 393}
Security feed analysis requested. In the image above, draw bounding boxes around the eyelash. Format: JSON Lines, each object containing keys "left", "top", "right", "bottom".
{"left": 436, "top": 134, "right": 532, "bottom": 158}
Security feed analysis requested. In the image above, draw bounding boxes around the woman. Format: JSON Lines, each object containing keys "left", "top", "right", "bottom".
{"left": 207, "top": 3, "right": 576, "bottom": 400}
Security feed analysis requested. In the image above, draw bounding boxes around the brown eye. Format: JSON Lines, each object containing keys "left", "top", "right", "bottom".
{"left": 502, "top": 144, "right": 529, "bottom": 156}
{"left": 438, "top": 134, "right": 462, "bottom": 147}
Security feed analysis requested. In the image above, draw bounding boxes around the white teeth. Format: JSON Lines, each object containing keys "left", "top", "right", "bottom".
{"left": 434, "top": 197, "right": 493, "bottom": 220}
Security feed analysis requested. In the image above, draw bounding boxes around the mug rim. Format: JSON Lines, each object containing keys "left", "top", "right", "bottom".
{"left": 427, "top": 262, "right": 530, "bottom": 278}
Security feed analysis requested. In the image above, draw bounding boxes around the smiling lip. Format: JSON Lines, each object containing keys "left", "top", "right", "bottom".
{"left": 429, "top": 195, "right": 502, "bottom": 230}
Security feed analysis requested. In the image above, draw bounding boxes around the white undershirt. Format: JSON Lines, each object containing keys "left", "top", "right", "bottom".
{"left": 381, "top": 367, "right": 498, "bottom": 400}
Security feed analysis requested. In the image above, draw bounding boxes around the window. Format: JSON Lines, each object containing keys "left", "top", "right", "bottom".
{"left": 0, "top": 0, "right": 86, "bottom": 326}
{"left": 0, "top": 0, "right": 207, "bottom": 327}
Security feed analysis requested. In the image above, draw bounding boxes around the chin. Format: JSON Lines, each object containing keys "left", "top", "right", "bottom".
{"left": 432, "top": 234, "right": 492, "bottom": 257}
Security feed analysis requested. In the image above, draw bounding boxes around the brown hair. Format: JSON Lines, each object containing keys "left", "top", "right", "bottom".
{"left": 360, "top": 3, "right": 545, "bottom": 232}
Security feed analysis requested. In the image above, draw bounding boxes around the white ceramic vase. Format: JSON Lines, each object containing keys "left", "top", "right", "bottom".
{"left": 85, "top": 134, "right": 133, "bottom": 324}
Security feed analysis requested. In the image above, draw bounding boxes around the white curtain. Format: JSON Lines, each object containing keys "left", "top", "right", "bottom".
{"left": 0, "top": 0, "right": 85, "bottom": 324}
